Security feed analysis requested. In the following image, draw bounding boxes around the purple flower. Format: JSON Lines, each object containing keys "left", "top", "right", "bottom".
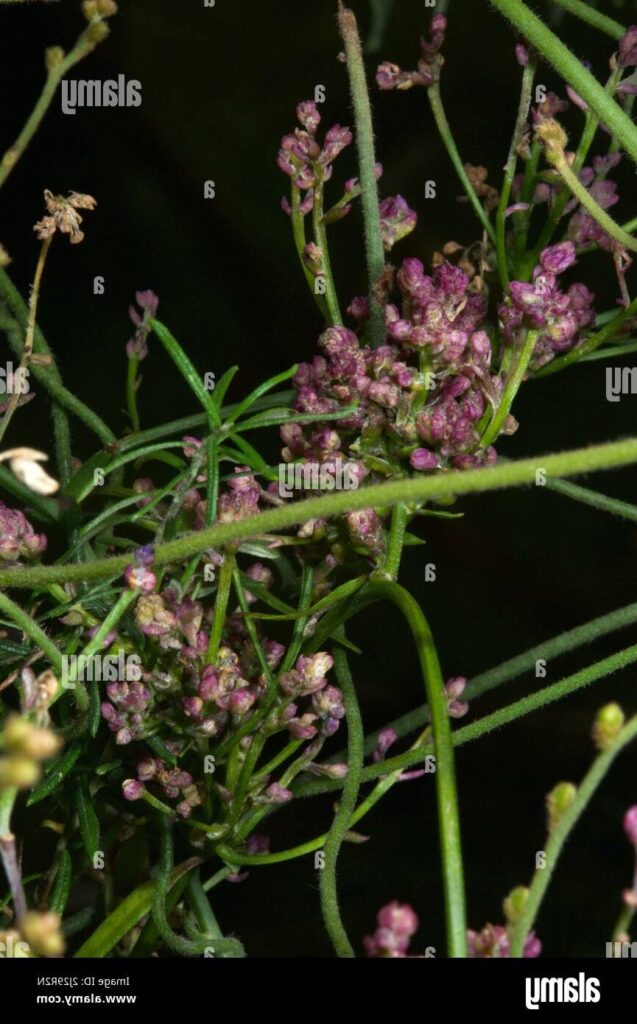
{"left": 363, "top": 901, "right": 419, "bottom": 958}
{"left": 0, "top": 501, "right": 47, "bottom": 565}
{"left": 619, "top": 26, "right": 637, "bottom": 68}
{"left": 127, "top": 290, "right": 158, "bottom": 361}
{"left": 379, "top": 196, "right": 417, "bottom": 251}
{"left": 376, "top": 14, "right": 447, "bottom": 91}
{"left": 467, "top": 924, "right": 541, "bottom": 958}
{"left": 624, "top": 805, "right": 637, "bottom": 846}
{"left": 124, "top": 565, "right": 156, "bottom": 593}
{"left": 122, "top": 779, "right": 145, "bottom": 801}
{"left": 410, "top": 448, "right": 438, "bottom": 471}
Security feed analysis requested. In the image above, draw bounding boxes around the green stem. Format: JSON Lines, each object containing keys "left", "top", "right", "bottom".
{"left": 544, "top": 478, "right": 637, "bottom": 522}
{"left": 497, "top": 59, "right": 537, "bottom": 289}
{"left": 332, "top": 598, "right": 637, "bottom": 762}
{"left": 481, "top": 330, "right": 539, "bottom": 447}
{"left": 312, "top": 175, "right": 342, "bottom": 325}
{"left": 0, "top": 281, "right": 115, "bottom": 446}
{"left": 367, "top": 580, "right": 466, "bottom": 957}
{"left": 3, "top": 437, "right": 637, "bottom": 590}
{"left": 427, "top": 82, "right": 496, "bottom": 243}
{"left": 383, "top": 502, "right": 408, "bottom": 580}
{"left": 319, "top": 643, "right": 364, "bottom": 958}
{"left": 338, "top": 2, "right": 386, "bottom": 348}
{"left": 490, "top": 0, "right": 637, "bottom": 164}
{"left": 545, "top": 0, "right": 625, "bottom": 39}
{"left": 509, "top": 715, "right": 637, "bottom": 957}
{"left": 550, "top": 150, "right": 637, "bottom": 252}
{"left": 290, "top": 184, "right": 330, "bottom": 321}
{"left": 296, "top": 641, "right": 637, "bottom": 798}
{"left": 126, "top": 357, "right": 141, "bottom": 433}
{"left": 0, "top": 22, "right": 109, "bottom": 189}
{"left": 206, "top": 549, "right": 235, "bottom": 664}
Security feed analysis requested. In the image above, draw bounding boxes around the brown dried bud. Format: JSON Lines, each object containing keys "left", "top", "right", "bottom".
{"left": 97, "top": 0, "right": 119, "bottom": 16}
{"left": 535, "top": 119, "right": 568, "bottom": 162}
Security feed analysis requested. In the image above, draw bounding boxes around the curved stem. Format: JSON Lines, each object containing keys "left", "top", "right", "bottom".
{"left": 366, "top": 580, "right": 466, "bottom": 957}
{"left": 319, "top": 643, "right": 364, "bottom": 958}
{"left": 0, "top": 20, "right": 109, "bottom": 190}
{"left": 427, "top": 82, "right": 496, "bottom": 243}
{"left": 550, "top": 150, "right": 637, "bottom": 252}
{"left": 509, "top": 715, "right": 637, "bottom": 957}
{"left": 0, "top": 239, "right": 51, "bottom": 445}
{"left": 338, "top": 2, "right": 386, "bottom": 348}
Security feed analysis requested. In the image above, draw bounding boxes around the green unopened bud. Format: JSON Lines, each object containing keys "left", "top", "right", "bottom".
{"left": 86, "top": 22, "right": 110, "bottom": 44}
{"left": 0, "top": 755, "right": 41, "bottom": 790}
{"left": 45, "top": 47, "right": 65, "bottom": 72}
{"left": 82, "top": 0, "right": 98, "bottom": 20}
{"left": 503, "top": 885, "right": 529, "bottom": 925}
{"left": 592, "top": 702, "right": 625, "bottom": 751}
{"left": 21, "top": 911, "right": 65, "bottom": 958}
{"left": 546, "top": 781, "right": 577, "bottom": 832}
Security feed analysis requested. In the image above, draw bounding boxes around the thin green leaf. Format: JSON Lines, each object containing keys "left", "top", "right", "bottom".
{"left": 151, "top": 319, "right": 219, "bottom": 429}
{"left": 74, "top": 859, "right": 200, "bottom": 958}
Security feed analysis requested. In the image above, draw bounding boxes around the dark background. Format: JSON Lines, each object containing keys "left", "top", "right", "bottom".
{"left": 2, "top": 0, "right": 637, "bottom": 957}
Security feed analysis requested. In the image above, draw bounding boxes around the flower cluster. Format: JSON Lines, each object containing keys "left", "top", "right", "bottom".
{"left": 278, "top": 100, "right": 352, "bottom": 199}
{"left": 466, "top": 923, "right": 541, "bottom": 958}
{"left": 376, "top": 14, "right": 447, "bottom": 90}
{"left": 0, "top": 500, "right": 47, "bottom": 565}
{"left": 501, "top": 242, "right": 595, "bottom": 370}
{"left": 288, "top": 257, "right": 500, "bottom": 480}
{"left": 127, "top": 289, "right": 159, "bottom": 360}
{"left": 363, "top": 901, "right": 420, "bottom": 957}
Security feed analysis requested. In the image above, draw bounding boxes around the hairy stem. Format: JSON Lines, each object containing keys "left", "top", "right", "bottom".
{"left": 338, "top": 2, "right": 386, "bottom": 348}
{"left": 4, "top": 437, "right": 637, "bottom": 589}
{"left": 509, "top": 715, "right": 637, "bottom": 957}
{"left": 319, "top": 643, "right": 364, "bottom": 958}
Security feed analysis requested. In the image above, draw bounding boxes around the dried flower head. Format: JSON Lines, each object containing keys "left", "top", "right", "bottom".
{"left": 34, "top": 190, "right": 97, "bottom": 245}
